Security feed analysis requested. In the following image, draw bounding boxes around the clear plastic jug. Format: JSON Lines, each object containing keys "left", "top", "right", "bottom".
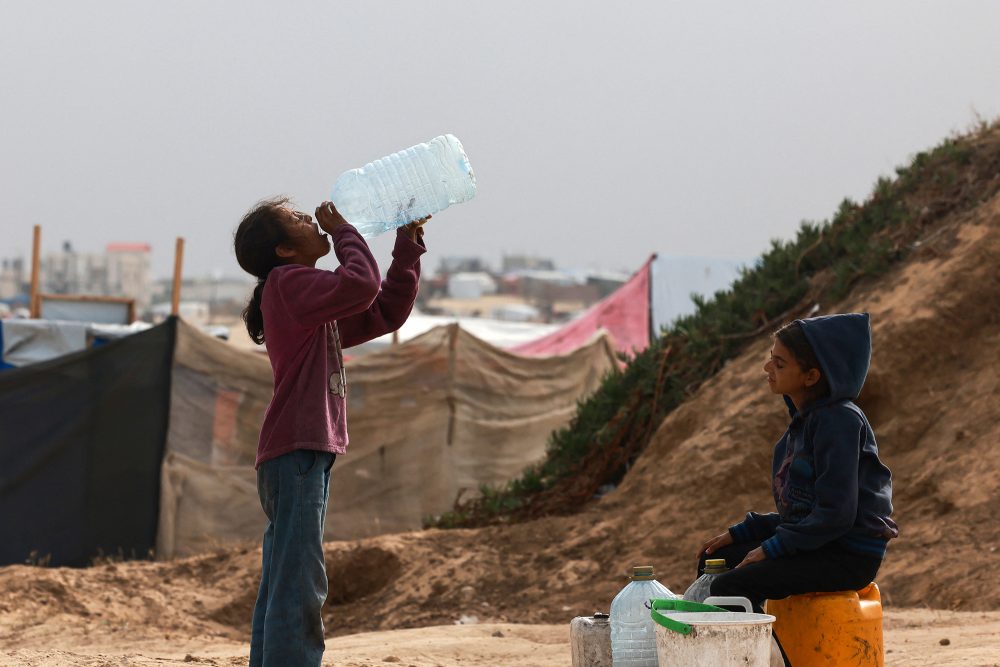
{"left": 683, "top": 558, "right": 729, "bottom": 603}
{"left": 331, "top": 134, "right": 477, "bottom": 238}
{"left": 610, "top": 565, "right": 677, "bottom": 667}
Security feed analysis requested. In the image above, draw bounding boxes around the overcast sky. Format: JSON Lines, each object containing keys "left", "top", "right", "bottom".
{"left": 2, "top": 1, "right": 999, "bottom": 281}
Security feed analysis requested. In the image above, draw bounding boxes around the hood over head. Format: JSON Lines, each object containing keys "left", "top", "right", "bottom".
{"left": 796, "top": 312, "right": 872, "bottom": 401}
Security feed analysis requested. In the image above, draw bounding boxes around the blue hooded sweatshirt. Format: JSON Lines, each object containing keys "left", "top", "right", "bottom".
{"left": 729, "top": 313, "right": 899, "bottom": 559}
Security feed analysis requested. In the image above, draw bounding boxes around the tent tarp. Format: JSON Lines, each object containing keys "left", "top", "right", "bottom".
{"left": 512, "top": 257, "right": 653, "bottom": 357}
{"left": 0, "top": 319, "right": 175, "bottom": 566}
{"left": 157, "top": 320, "right": 619, "bottom": 558}
{"left": 0, "top": 319, "right": 153, "bottom": 370}
{"left": 0, "top": 314, "right": 620, "bottom": 563}
{"left": 507, "top": 254, "right": 747, "bottom": 358}
{"left": 650, "top": 254, "right": 746, "bottom": 333}
{"left": 0, "top": 319, "right": 89, "bottom": 368}
{"left": 355, "top": 312, "right": 560, "bottom": 355}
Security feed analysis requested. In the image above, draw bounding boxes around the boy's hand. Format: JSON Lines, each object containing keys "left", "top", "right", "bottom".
{"left": 316, "top": 201, "right": 348, "bottom": 235}
{"left": 402, "top": 215, "right": 430, "bottom": 243}
{"left": 697, "top": 531, "right": 734, "bottom": 559}
{"left": 735, "top": 547, "right": 767, "bottom": 568}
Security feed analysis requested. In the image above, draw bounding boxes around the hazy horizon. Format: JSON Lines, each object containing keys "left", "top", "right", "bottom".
{"left": 2, "top": 1, "right": 999, "bottom": 280}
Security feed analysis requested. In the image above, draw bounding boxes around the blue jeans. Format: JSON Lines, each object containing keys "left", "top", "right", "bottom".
{"left": 250, "top": 449, "right": 336, "bottom": 667}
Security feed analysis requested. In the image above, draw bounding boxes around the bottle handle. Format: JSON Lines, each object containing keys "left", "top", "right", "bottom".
{"left": 703, "top": 596, "right": 753, "bottom": 613}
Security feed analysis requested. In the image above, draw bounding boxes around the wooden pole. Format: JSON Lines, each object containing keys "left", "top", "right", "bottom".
{"left": 30, "top": 225, "right": 41, "bottom": 318}
{"left": 171, "top": 237, "right": 185, "bottom": 317}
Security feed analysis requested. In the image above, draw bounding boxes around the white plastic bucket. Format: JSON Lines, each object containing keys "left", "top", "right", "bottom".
{"left": 650, "top": 597, "right": 776, "bottom": 667}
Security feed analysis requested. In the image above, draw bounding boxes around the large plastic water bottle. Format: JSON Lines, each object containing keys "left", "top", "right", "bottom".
{"left": 683, "top": 558, "right": 729, "bottom": 603}
{"left": 610, "top": 565, "right": 676, "bottom": 667}
{"left": 330, "top": 134, "right": 477, "bottom": 238}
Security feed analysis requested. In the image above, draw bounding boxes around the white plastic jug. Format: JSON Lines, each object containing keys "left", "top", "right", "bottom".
{"left": 649, "top": 596, "right": 776, "bottom": 667}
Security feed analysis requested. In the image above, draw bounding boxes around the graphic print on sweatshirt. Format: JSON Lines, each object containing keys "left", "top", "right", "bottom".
{"left": 773, "top": 437, "right": 795, "bottom": 515}
{"left": 328, "top": 322, "right": 347, "bottom": 398}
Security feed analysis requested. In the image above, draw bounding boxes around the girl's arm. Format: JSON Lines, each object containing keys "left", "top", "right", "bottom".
{"left": 760, "top": 406, "right": 863, "bottom": 558}
{"left": 272, "top": 225, "right": 382, "bottom": 329}
{"left": 339, "top": 227, "right": 426, "bottom": 348}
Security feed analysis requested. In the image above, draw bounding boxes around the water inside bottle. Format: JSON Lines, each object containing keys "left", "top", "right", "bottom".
{"left": 331, "top": 134, "right": 476, "bottom": 238}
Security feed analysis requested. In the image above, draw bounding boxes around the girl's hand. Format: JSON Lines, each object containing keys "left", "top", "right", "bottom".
{"left": 697, "top": 531, "right": 734, "bottom": 559}
{"left": 402, "top": 215, "right": 430, "bottom": 243}
{"left": 735, "top": 547, "right": 767, "bottom": 568}
{"left": 316, "top": 201, "right": 348, "bottom": 235}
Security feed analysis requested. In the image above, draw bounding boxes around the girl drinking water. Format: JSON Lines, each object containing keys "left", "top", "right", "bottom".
{"left": 696, "top": 313, "right": 898, "bottom": 656}
{"left": 234, "top": 198, "right": 426, "bottom": 667}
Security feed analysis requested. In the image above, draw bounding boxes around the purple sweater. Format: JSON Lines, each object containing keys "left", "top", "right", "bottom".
{"left": 255, "top": 223, "right": 425, "bottom": 468}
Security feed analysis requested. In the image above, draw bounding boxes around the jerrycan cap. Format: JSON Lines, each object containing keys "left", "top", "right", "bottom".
{"left": 631, "top": 565, "right": 655, "bottom": 580}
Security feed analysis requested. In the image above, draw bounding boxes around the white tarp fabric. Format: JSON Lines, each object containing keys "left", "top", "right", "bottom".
{"left": 0, "top": 319, "right": 153, "bottom": 368}
{"left": 354, "top": 311, "right": 560, "bottom": 355}
{"left": 157, "top": 319, "right": 618, "bottom": 559}
{"left": 0, "top": 319, "right": 88, "bottom": 367}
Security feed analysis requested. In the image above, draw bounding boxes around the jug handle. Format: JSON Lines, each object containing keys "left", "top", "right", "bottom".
{"left": 703, "top": 596, "right": 753, "bottom": 613}
{"left": 648, "top": 598, "right": 726, "bottom": 635}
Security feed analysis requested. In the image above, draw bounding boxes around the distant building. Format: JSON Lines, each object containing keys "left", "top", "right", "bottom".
{"left": 43, "top": 242, "right": 108, "bottom": 296}
{"left": 151, "top": 301, "right": 210, "bottom": 326}
{"left": 503, "top": 270, "right": 603, "bottom": 313}
{"left": 447, "top": 272, "right": 498, "bottom": 300}
{"left": 0, "top": 258, "right": 25, "bottom": 300}
{"left": 437, "top": 256, "right": 487, "bottom": 276}
{"left": 491, "top": 302, "right": 540, "bottom": 322}
{"left": 151, "top": 275, "right": 255, "bottom": 318}
{"left": 585, "top": 270, "right": 629, "bottom": 299}
{"left": 501, "top": 255, "right": 555, "bottom": 272}
{"left": 40, "top": 241, "right": 153, "bottom": 312}
{"left": 106, "top": 243, "right": 152, "bottom": 312}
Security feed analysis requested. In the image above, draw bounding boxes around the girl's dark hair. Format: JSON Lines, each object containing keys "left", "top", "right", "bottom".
{"left": 234, "top": 197, "right": 290, "bottom": 345}
{"left": 774, "top": 321, "right": 831, "bottom": 401}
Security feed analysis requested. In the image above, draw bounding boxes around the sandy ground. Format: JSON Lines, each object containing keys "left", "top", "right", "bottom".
{"left": 2, "top": 610, "right": 999, "bottom": 666}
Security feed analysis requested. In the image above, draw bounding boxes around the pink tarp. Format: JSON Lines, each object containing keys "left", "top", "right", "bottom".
{"left": 512, "top": 256, "right": 653, "bottom": 357}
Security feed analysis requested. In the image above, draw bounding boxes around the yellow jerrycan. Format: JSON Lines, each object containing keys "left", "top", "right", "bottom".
{"left": 767, "top": 582, "right": 884, "bottom": 666}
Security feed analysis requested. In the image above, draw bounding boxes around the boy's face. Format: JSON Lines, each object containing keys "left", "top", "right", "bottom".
{"left": 763, "top": 339, "right": 819, "bottom": 398}
{"left": 276, "top": 207, "right": 330, "bottom": 266}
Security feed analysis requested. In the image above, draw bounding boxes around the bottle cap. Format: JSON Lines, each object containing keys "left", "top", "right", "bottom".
{"left": 631, "top": 565, "right": 655, "bottom": 580}
{"left": 703, "top": 558, "right": 729, "bottom": 574}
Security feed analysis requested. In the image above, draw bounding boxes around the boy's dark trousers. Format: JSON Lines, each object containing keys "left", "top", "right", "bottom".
{"left": 251, "top": 449, "right": 336, "bottom": 667}
{"left": 698, "top": 539, "right": 882, "bottom": 613}
{"left": 698, "top": 540, "right": 882, "bottom": 666}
